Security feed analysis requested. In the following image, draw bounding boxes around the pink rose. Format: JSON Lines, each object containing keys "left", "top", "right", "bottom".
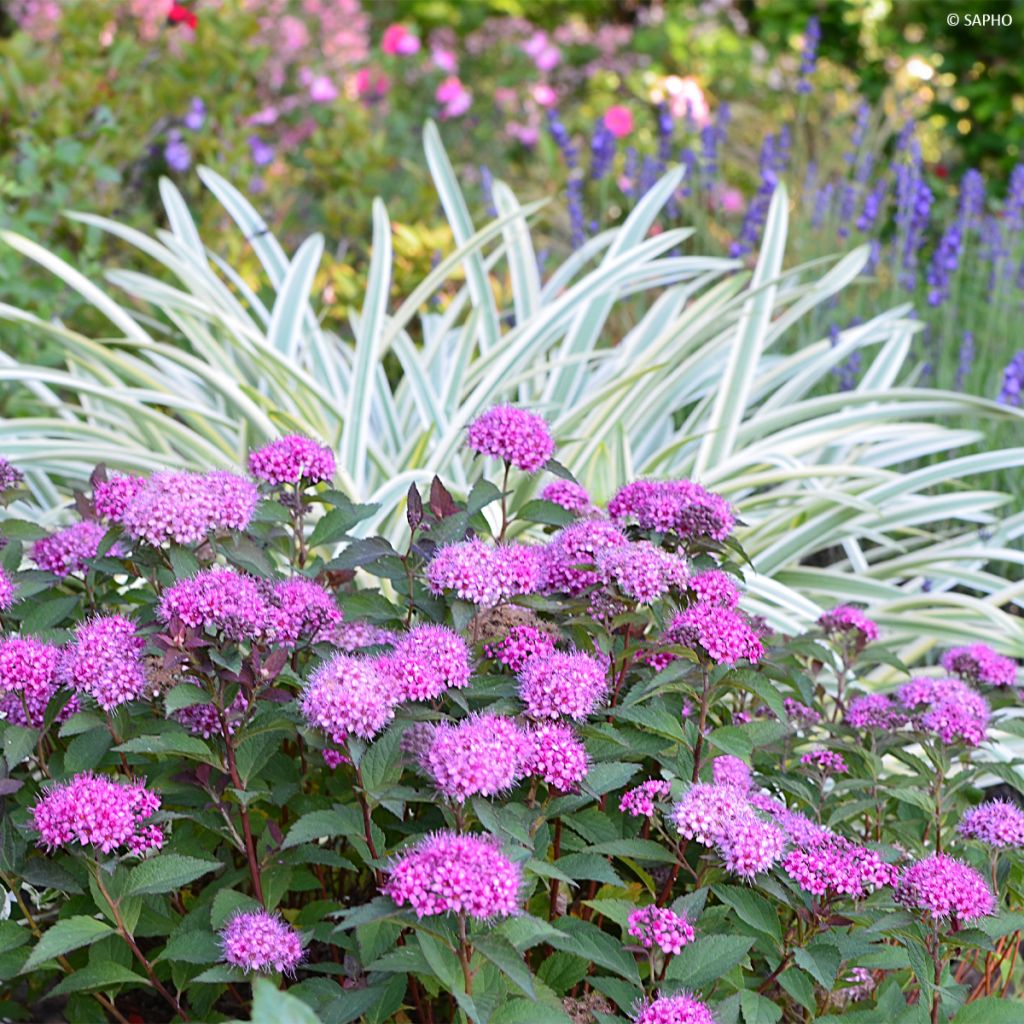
{"left": 603, "top": 105, "right": 634, "bottom": 139}
{"left": 382, "top": 24, "right": 420, "bottom": 56}
{"left": 436, "top": 76, "right": 471, "bottom": 119}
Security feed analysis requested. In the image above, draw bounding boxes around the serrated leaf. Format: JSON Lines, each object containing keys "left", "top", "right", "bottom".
{"left": 282, "top": 807, "right": 364, "bottom": 850}
{"left": 740, "top": 989, "right": 782, "bottom": 1024}
{"left": 551, "top": 917, "right": 641, "bottom": 985}
{"left": 49, "top": 961, "right": 143, "bottom": 996}
{"left": 664, "top": 934, "right": 754, "bottom": 990}
{"left": 474, "top": 933, "right": 535, "bottom": 998}
{"left": 24, "top": 916, "right": 113, "bottom": 970}
{"left": 712, "top": 886, "right": 782, "bottom": 945}
{"left": 164, "top": 684, "right": 212, "bottom": 714}
{"left": 250, "top": 976, "right": 323, "bottom": 1024}
{"left": 125, "top": 854, "right": 220, "bottom": 896}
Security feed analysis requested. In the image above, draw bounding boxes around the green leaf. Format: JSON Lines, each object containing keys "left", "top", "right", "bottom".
{"left": 157, "top": 930, "right": 222, "bottom": 965}
{"left": 711, "top": 886, "right": 782, "bottom": 946}
{"left": 308, "top": 500, "right": 381, "bottom": 548}
{"left": 953, "top": 997, "right": 1024, "bottom": 1023}
{"left": 49, "top": 962, "right": 143, "bottom": 996}
{"left": 777, "top": 967, "right": 816, "bottom": 1012}
{"left": 793, "top": 943, "right": 841, "bottom": 989}
{"left": 24, "top": 916, "right": 114, "bottom": 970}
{"left": 125, "top": 854, "right": 220, "bottom": 896}
{"left": 210, "top": 889, "right": 261, "bottom": 931}
{"left": 116, "top": 732, "right": 219, "bottom": 765}
{"left": 491, "top": 999, "right": 573, "bottom": 1024}
{"left": 19, "top": 593, "right": 79, "bottom": 631}
{"left": 740, "top": 990, "right": 782, "bottom": 1024}
{"left": 474, "top": 933, "right": 535, "bottom": 998}
{"left": 250, "top": 976, "right": 323, "bottom": 1024}
{"left": 168, "top": 545, "right": 201, "bottom": 579}
{"left": 3, "top": 725, "right": 38, "bottom": 769}
{"left": 359, "top": 726, "right": 404, "bottom": 797}
{"left": 63, "top": 727, "right": 112, "bottom": 774}
{"left": 164, "top": 684, "right": 212, "bottom": 714}
{"left": 664, "top": 934, "right": 755, "bottom": 990}
{"left": 517, "top": 499, "right": 577, "bottom": 528}
{"left": 551, "top": 917, "right": 641, "bottom": 985}
{"left": 282, "top": 807, "right": 364, "bottom": 850}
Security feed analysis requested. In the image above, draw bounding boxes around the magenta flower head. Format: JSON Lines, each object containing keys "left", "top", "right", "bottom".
{"left": 523, "top": 722, "right": 589, "bottom": 792}
{"left": 249, "top": 435, "right": 335, "bottom": 486}
{"left": 0, "top": 635, "right": 74, "bottom": 727}
{"left": 31, "top": 520, "right": 106, "bottom": 577}
{"left": 898, "top": 677, "right": 990, "bottom": 747}
{"left": 379, "top": 624, "right": 471, "bottom": 702}
{"left": 331, "top": 620, "right": 397, "bottom": 653}
{"left": 0, "top": 457, "right": 24, "bottom": 492}
{"left": 720, "top": 814, "right": 785, "bottom": 879}
{"left": 467, "top": 405, "right": 554, "bottom": 472}
{"left": 941, "top": 644, "right": 1017, "bottom": 688}
{"left": 783, "top": 698, "right": 821, "bottom": 727}
{"left": 597, "top": 541, "right": 688, "bottom": 604}
{"left": 266, "top": 577, "right": 341, "bottom": 647}
{"left": 688, "top": 569, "right": 740, "bottom": 608}
{"left": 485, "top": 625, "right": 557, "bottom": 673}
{"left": 0, "top": 567, "right": 15, "bottom": 611}
{"left": 427, "top": 540, "right": 541, "bottom": 607}
{"left": 158, "top": 568, "right": 269, "bottom": 642}
{"left": 220, "top": 910, "right": 303, "bottom": 974}
{"left": 541, "top": 479, "right": 592, "bottom": 514}
{"left": 958, "top": 800, "right": 1024, "bottom": 848}
{"left": 608, "top": 479, "right": 735, "bottom": 541}
{"left": 671, "top": 782, "right": 750, "bottom": 847}
{"left": 517, "top": 649, "right": 608, "bottom": 720}
{"left": 712, "top": 755, "right": 751, "bottom": 791}
{"left": 31, "top": 772, "right": 163, "bottom": 855}
{"left": 60, "top": 615, "right": 147, "bottom": 710}
{"left": 783, "top": 833, "right": 896, "bottom": 899}
{"left": 301, "top": 655, "right": 396, "bottom": 743}
{"left": 896, "top": 854, "right": 994, "bottom": 925}
{"left": 120, "top": 470, "right": 258, "bottom": 546}
{"left": 620, "top": 779, "right": 672, "bottom": 817}
{"left": 93, "top": 474, "right": 146, "bottom": 522}
{"left": 419, "top": 713, "right": 528, "bottom": 802}
{"left": 384, "top": 831, "right": 521, "bottom": 919}
{"left": 633, "top": 992, "right": 716, "bottom": 1024}
{"left": 667, "top": 603, "right": 764, "bottom": 665}
{"left": 818, "top": 605, "right": 879, "bottom": 649}
{"left": 539, "top": 518, "right": 628, "bottom": 595}
{"left": 627, "top": 905, "right": 694, "bottom": 955}
{"left": 173, "top": 681, "right": 248, "bottom": 740}
{"left": 845, "top": 693, "right": 907, "bottom": 731}
{"left": 800, "top": 750, "right": 849, "bottom": 775}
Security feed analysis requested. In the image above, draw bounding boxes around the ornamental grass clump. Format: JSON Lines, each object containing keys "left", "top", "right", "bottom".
{"left": 0, "top": 404, "right": 1022, "bottom": 1022}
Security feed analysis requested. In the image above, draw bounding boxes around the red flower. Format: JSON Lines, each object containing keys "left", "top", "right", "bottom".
{"left": 168, "top": 4, "right": 197, "bottom": 29}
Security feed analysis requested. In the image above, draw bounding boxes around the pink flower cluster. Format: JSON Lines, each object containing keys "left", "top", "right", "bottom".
{"left": 665, "top": 603, "right": 764, "bottom": 665}
{"left": 800, "top": 750, "right": 849, "bottom": 775}
{"left": 540, "top": 479, "right": 592, "bottom": 514}
{"left": 118, "top": 470, "right": 258, "bottom": 546}
{"left": 467, "top": 405, "right": 554, "bottom": 472}
{"left": 31, "top": 772, "right": 163, "bottom": 855}
{"left": 517, "top": 649, "right": 608, "bottom": 720}
{"left": 896, "top": 854, "right": 994, "bottom": 925}
{"left": 377, "top": 624, "right": 471, "bottom": 701}
{"left": 31, "top": 520, "right": 106, "bottom": 577}
{"left": 524, "top": 722, "right": 589, "bottom": 792}
{"left": 0, "top": 568, "right": 15, "bottom": 611}
{"left": 818, "top": 605, "right": 879, "bottom": 645}
{"left": 608, "top": 479, "right": 735, "bottom": 541}
{"left": 897, "top": 676, "right": 990, "bottom": 746}
{"left": 60, "top": 615, "right": 147, "bottom": 710}
{"left": 958, "top": 800, "right": 1024, "bottom": 848}
{"left": 331, "top": 620, "right": 397, "bottom": 652}
{"left": 0, "top": 636, "right": 74, "bottom": 728}
{"left": 633, "top": 993, "right": 716, "bottom": 1024}
{"left": 672, "top": 783, "right": 784, "bottom": 878}
{"left": 941, "top": 644, "right": 1017, "bottom": 688}
{"left": 597, "top": 541, "right": 688, "bottom": 603}
{"left": 0, "top": 457, "right": 24, "bottom": 491}
{"left": 172, "top": 681, "right": 248, "bottom": 739}
{"left": 619, "top": 779, "right": 672, "bottom": 817}
{"left": 845, "top": 693, "right": 908, "bottom": 731}
{"left": 248, "top": 435, "right": 335, "bottom": 486}
{"left": 265, "top": 577, "right": 342, "bottom": 646}
{"left": 159, "top": 569, "right": 268, "bottom": 642}
{"left": 538, "top": 519, "right": 627, "bottom": 595}
{"left": 783, "top": 833, "right": 896, "bottom": 899}
{"left": 94, "top": 475, "right": 146, "bottom": 521}
{"left": 220, "top": 910, "right": 303, "bottom": 974}
{"left": 688, "top": 569, "right": 739, "bottom": 608}
{"left": 627, "top": 905, "right": 694, "bottom": 955}
{"left": 301, "top": 655, "right": 397, "bottom": 744}
{"left": 712, "top": 755, "right": 751, "bottom": 791}
{"left": 384, "top": 831, "right": 521, "bottom": 919}
{"left": 784, "top": 698, "right": 821, "bottom": 726}
{"left": 426, "top": 539, "right": 541, "bottom": 606}
{"left": 485, "top": 625, "right": 557, "bottom": 673}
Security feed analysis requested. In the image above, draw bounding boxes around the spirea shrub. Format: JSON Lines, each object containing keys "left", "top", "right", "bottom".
{"left": 0, "top": 419, "right": 1022, "bottom": 1024}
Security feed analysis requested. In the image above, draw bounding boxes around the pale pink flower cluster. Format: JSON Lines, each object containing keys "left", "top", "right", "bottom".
{"left": 485, "top": 625, "right": 557, "bottom": 673}
{"left": 539, "top": 519, "right": 627, "bottom": 595}
{"left": 782, "top": 833, "right": 896, "bottom": 899}
{"left": 467, "top": 405, "right": 554, "bottom": 472}
{"left": 540, "top": 479, "right": 592, "bottom": 514}
{"left": 248, "top": 435, "right": 335, "bottom": 486}
{"left": 159, "top": 569, "right": 268, "bottom": 642}
{"left": 627, "top": 905, "right": 694, "bottom": 954}
{"left": 426, "top": 540, "right": 541, "bottom": 607}
{"left": 896, "top": 854, "right": 994, "bottom": 925}
{"left": 597, "top": 541, "right": 688, "bottom": 603}
{"left": 31, "top": 521, "right": 106, "bottom": 577}
{"left": 665, "top": 604, "right": 764, "bottom": 665}
{"left": 384, "top": 831, "right": 521, "bottom": 919}
{"left": 301, "top": 655, "right": 397, "bottom": 744}
{"left": 633, "top": 992, "right": 715, "bottom": 1024}
{"left": 517, "top": 649, "right": 608, "bottom": 720}
{"left": 672, "top": 783, "right": 784, "bottom": 878}
{"left": 800, "top": 750, "right": 849, "bottom": 775}
{"left": 60, "top": 615, "right": 147, "bottom": 710}
{"left": 712, "top": 755, "right": 751, "bottom": 791}
{"left": 958, "top": 800, "right": 1024, "bottom": 848}
{"left": 377, "top": 624, "right": 471, "bottom": 701}
{"left": 941, "top": 644, "right": 1017, "bottom": 688}
{"left": 220, "top": 910, "right": 303, "bottom": 975}
{"left": 0, "top": 568, "right": 15, "bottom": 611}
{"left": 331, "top": 620, "right": 397, "bottom": 652}
{"left": 31, "top": 772, "right": 163, "bottom": 855}
{"left": 619, "top": 779, "right": 672, "bottom": 817}
{"left": 0, "top": 636, "right": 75, "bottom": 728}
{"left": 119, "top": 471, "right": 258, "bottom": 546}
{"left": 265, "top": 577, "right": 342, "bottom": 646}
{"left": 897, "top": 676, "right": 990, "bottom": 746}
{"left": 608, "top": 479, "right": 735, "bottom": 541}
